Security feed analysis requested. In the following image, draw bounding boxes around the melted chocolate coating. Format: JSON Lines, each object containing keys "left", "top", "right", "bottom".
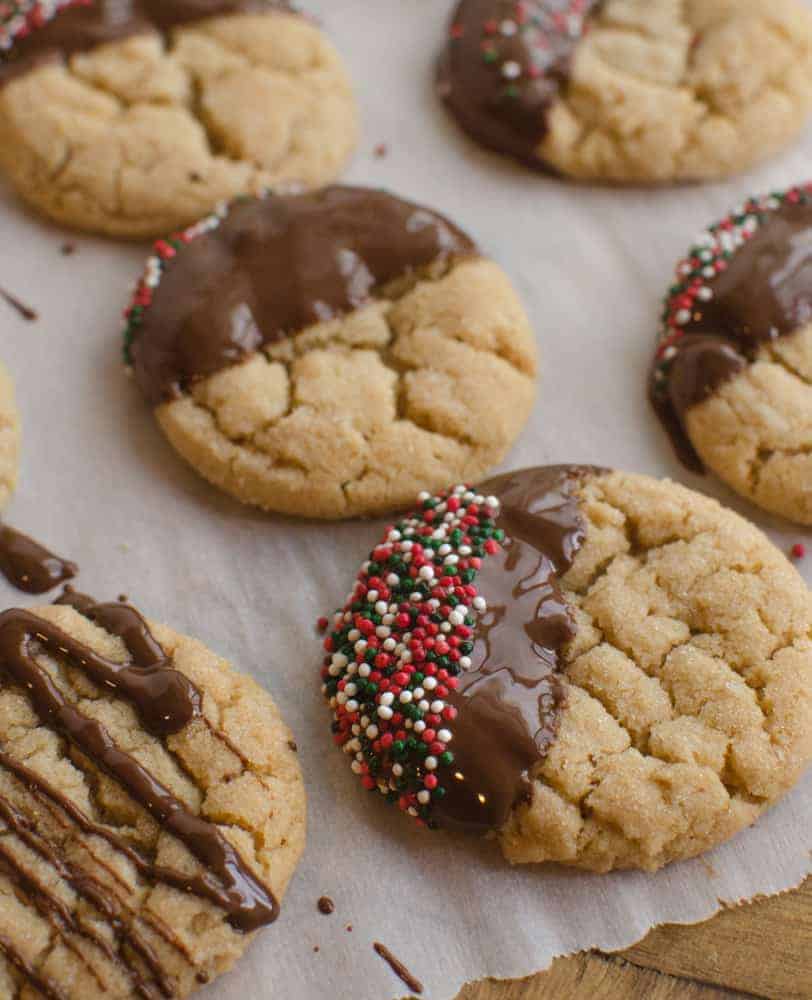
{"left": 652, "top": 200, "right": 812, "bottom": 471}
{"left": 131, "top": 186, "right": 478, "bottom": 405}
{"left": 438, "top": 0, "right": 599, "bottom": 167}
{"left": 432, "top": 465, "right": 600, "bottom": 833}
{"left": 0, "top": 0, "right": 293, "bottom": 84}
{"left": 0, "top": 596, "right": 280, "bottom": 965}
{"left": 0, "top": 523, "right": 77, "bottom": 594}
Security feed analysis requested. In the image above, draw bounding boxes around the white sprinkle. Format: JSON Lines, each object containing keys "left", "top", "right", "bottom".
{"left": 413, "top": 720, "right": 426, "bottom": 734}
{"left": 423, "top": 676, "right": 438, "bottom": 691}
{"left": 417, "top": 790, "right": 431, "bottom": 805}
{"left": 399, "top": 690, "right": 413, "bottom": 703}
{"left": 358, "top": 663, "right": 371, "bottom": 678}
{"left": 424, "top": 756, "right": 438, "bottom": 771}
{"left": 378, "top": 705, "right": 394, "bottom": 720}
{"left": 438, "top": 729, "right": 452, "bottom": 743}
{"left": 380, "top": 692, "right": 395, "bottom": 707}
{"left": 502, "top": 59, "right": 521, "bottom": 79}
{"left": 430, "top": 700, "right": 445, "bottom": 714}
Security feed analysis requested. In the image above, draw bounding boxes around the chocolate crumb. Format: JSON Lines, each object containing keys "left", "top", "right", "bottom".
{"left": 287, "top": 739, "right": 299, "bottom": 752}
{"left": 0, "top": 286, "right": 37, "bottom": 321}
{"left": 317, "top": 896, "right": 334, "bottom": 915}
{"left": 373, "top": 143, "right": 388, "bottom": 158}
{"left": 118, "top": 594, "right": 129, "bottom": 603}
{"left": 313, "top": 946, "right": 320, "bottom": 953}
{"left": 373, "top": 942, "right": 423, "bottom": 995}
{"left": 196, "top": 972, "right": 210, "bottom": 984}
{"left": 60, "top": 242, "right": 77, "bottom": 256}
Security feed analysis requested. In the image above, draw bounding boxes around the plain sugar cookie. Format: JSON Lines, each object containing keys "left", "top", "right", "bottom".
{"left": 0, "top": 0, "right": 358, "bottom": 237}
{"left": 124, "top": 186, "right": 539, "bottom": 519}
{"left": 0, "top": 361, "right": 19, "bottom": 511}
{"left": 439, "top": 0, "right": 812, "bottom": 182}
{"left": 651, "top": 183, "right": 812, "bottom": 525}
{"left": 320, "top": 467, "right": 812, "bottom": 871}
{"left": 0, "top": 589, "right": 305, "bottom": 996}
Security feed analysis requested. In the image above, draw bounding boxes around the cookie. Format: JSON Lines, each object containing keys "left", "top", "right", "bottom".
{"left": 651, "top": 183, "right": 812, "bottom": 525}
{"left": 0, "top": 589, "right": 305, "bottom": 997}
{"left": 0, "top": 1, "right": 357, "bottom": 238}
{"left": 124, "top": 185, "right": 538, "bottom": 519}
{"left": 0, "top": 361, "right": 19, "bottom": 512}
{"left": 320, "top": 467, "right": 812, "bottom": 872}
{"left": 438, "top": 0, "right": 812, "bottom": 182}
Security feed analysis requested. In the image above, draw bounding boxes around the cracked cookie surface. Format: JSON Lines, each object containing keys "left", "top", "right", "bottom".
{"left": 0, "top": 362, "right": 19, "bottom": 511}
{"left": 126, "top": 187, "right": 538, "bottom": 519}
{"left": 0, "top": 8, "right": 357, "bottom": 237}
{"left": 501, "top": 471, "right": 812, "bottom": 871}
{"left": 0, "top": 600, "right": 305, "bottom": 998}
{"left": 442, "top": 0, "right": 812, "bottom": 182}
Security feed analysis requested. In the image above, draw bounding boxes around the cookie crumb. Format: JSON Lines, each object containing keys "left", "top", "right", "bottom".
{"left": 373, "top": 142, "right": 388, "bottom": 158}
{"left": 287, "top": 739, "right": 299, "bottom": 752}
{"left": 317, "top": 896, "right": 334, "bottom": 915}
{"left": 60, "top": 242, "right": 77, "bottom": 256}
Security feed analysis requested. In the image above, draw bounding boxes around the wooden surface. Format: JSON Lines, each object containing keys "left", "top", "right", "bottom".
{"left": 456, "top": 876, "right": 811, "bottom": 1000}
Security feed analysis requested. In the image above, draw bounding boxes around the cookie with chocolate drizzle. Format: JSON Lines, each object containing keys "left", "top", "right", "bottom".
{"left": 0, "top": 590, "right": 305, "bottom": 997}
{"left": 0, "top": 0, "right": 358, "bottom": 237}
{"left": 322, "top": 467, "right": 812, "bottom": 871}
{"left": 651, "top": 183, "right": 812, "bottom": 525}
{"left": 124, "top": 185, "right": 538, "bottom": 519}
{"left": 438, "top": 0, "right": 812, "bottom": 182}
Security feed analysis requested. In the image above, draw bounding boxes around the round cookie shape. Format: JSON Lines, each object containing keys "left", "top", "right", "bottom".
{"left": 0, "top": 591, "right": 305, "bottom": 997}
{"left": 438, "top": 0, "right": 812, "bottom": 183}
{"left": 321, "top": 467, "right": 812, "bottom": 871}
{"left": 650, "top": 183, "right": 812, "bottom": 524}
{"left": 0, "top": 0, "right": 357, "bottom": 237}
{"left": 0, "top": 361, "right": 20, "bottom": 511}
{"left": 125, "top": 186, "right": 538, "bottom": 519}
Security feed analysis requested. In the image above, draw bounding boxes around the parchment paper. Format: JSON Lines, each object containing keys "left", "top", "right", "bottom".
{"left": 1, "top": 2, "right": 811, "bottom": 997}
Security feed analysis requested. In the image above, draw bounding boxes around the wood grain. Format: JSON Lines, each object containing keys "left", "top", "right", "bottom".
{"left": 455, "top": 876, "right": 811, "bottom": 1000}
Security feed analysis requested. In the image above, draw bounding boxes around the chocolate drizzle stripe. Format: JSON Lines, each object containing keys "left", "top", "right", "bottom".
{"left": 0, "top": 607, "right": 279, "bottom": 937}
{"left": 0, "top": 793, "right": 170, "bottom": 999}
{"left": 650, "top": 186, "right": 812, "bottom": 471}
{"left": 0, "top": 932, "right": 69, "bottom": 1000}
{"left": 125, "top": 186, "right": 478, "bottom": 405}
{"left": 438, "top": 0, "right": 600, "bottom": 168}
{"left": 0, "top": 1, "right": 297, "bottom": 86}
{"left": 0, "top": 286, "right": 37, "bottom": 321}
{"left": 373, "top": 942, "right": 424, "bottom": 995}
{"left": 0, "top": 522, "right": 77, "bottom": 595}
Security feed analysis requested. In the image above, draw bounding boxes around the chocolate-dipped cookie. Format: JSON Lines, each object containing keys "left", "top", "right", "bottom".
{"left": 124, "top": 186, "right": 538, "bottom": 519}
{"left": 651, "top": 183, "right": 812, "bottom": 525}
{"left": 0, "top": 361, "right": 77, "bottom": 595}
{"left": 321, "top": 467, "right": 812, "bottom": 871}
{"left": 438, "top": 0, "right": 812, "bottom": 183}
{"left": 0, "top": 590, "right": 305, "bottom": 997}
{"left": 0, "top": 0, "right": 357, "bottom": 237}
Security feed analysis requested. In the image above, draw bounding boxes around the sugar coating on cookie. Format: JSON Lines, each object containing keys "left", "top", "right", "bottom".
{"left": 321, "top": 467, "right": 812, "bottom": 871}
{"left": 439, "top": 0, "right": 812, "bottom": 182}
{"left": 651, "top": 182, "right": 812, "bottom": 525}
{"left": 0, "top": 592, "right": 305, "bottom": 997}
{"left": 0, "top": 0, "right": 357, "bottom": 237}
{"left": 125, "top": 186, "right": 538, "bottom": 519}
{"left": 0, "top": 362, "right": 19, "bottom": 511}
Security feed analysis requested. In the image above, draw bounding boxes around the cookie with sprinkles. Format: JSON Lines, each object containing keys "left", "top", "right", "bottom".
{"left": 0, "top": 0, "right": 357, "bottom": 237}
{"left": 438, "top": 0, "right": 812, "bottom": 182}
{"left": 650, "top": 182, "right": 812, "bottom": 525}
{"left": 320, "top": 466, "right": 812, "bottom": 871}
{"left": 0, "top": 589, "right": 305, "bottom": 997}
{"left": 124, "top": 185, "right": 538, "bottom": 519}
